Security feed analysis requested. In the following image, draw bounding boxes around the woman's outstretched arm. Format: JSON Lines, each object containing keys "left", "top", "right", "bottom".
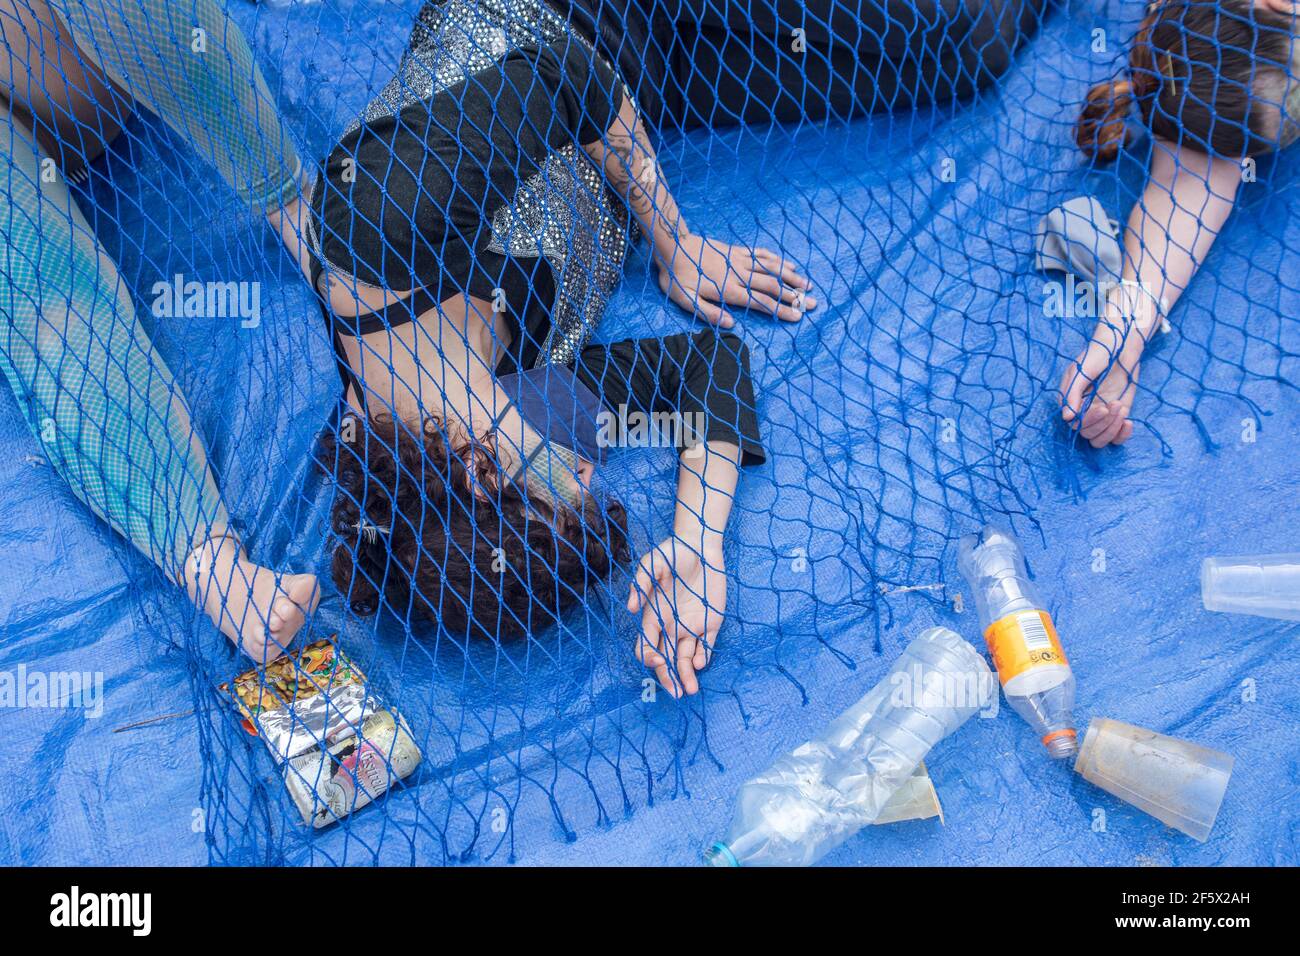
{"left": 579, "top": 330, "right": 762, "bottom": 697}
{"left": 1058, "top": 139, "right": 1242, "bottom": 447}
{"left": 626, "top": 440, "right": 740, "bottom": 698}
{"left": 581, "top": 90, "right": 818, "bottom": 326}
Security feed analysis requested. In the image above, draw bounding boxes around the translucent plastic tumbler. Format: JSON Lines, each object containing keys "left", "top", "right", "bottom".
{"left": 1201, "top": 554, "right": 1300, "bottom": 622}
{"left": 1073, "top": 717, "right": 1234, "bottom": 842}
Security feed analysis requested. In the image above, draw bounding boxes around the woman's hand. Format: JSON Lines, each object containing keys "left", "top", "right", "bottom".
{"left": 1059, "top": 321, "right": 1144, "bottom": 448}
{"left": 657, "top": 234, "right": 816, "bottom": 328}
{"left": 626, "top": 536, "right": 727, "bottom": 697}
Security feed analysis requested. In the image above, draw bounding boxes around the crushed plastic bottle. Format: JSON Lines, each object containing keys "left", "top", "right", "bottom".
{"left": 705, "top": 627, "right": 992, "bottom": 867}
{"left": 957, "top": 524, "right": 1078, "bottom": 759}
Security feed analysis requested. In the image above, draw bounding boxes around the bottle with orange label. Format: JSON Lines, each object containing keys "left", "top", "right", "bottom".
{"left": 957, "top": 525, "right": 1078, "bottom": 759}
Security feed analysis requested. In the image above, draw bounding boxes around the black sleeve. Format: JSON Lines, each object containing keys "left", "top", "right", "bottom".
{"left": 522, "top": 37, "right": 625, "bottom": 148}
{"left": 573, "top": 330, "right": 766, "bottom": 466}
{"left": 478, "top": 39, "right": 623, "bottom": 170}
{"left": 451, "top": 39, "right": 623, "bottom": 301}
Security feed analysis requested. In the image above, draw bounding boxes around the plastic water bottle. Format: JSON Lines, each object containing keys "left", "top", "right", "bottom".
{"left": 704, "top": 627, "right": 992, "bottom": 867}
{"left": 957, "top": 525, "right": 1078, "bottom": 759}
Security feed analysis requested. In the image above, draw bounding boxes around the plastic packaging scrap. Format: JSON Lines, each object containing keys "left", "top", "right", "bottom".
{"left": 705, "top": 626, "right": 992, "bottom": 867}
{"left": 1201, "top": 554, "right": 1300, "bottom": 622}
{"left": 220, "top": 638, "right": 422, "bottom": 828}
{"left": 1074, "top": 717, "right": 1234, "bottom": 843}
{"left": 874, "top": 763, "right": 944, "bottom": 826}
{"left": 958, "top": 525, "right": 1078, "bottom": 759}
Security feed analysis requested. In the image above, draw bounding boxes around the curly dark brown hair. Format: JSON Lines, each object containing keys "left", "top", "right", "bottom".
{"left": 317, "top": 412, "right": 629, "bottom": 641}
{"left": 1077, "top": 0, "right": 1297, "bottom": 162}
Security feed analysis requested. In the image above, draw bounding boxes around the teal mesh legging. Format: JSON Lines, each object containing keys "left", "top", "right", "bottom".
{"left": 44, "top": 0, "right": 301, "bottom": 208}
{"left": 0, "top": 0, "right": 302, "bottom": 576}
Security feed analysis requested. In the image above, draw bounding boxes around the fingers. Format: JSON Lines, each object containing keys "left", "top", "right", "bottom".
{"left": 721, "top": 273, "right": 812, "bottom": 322}
{"left": 639, "top": 598, "right": 678, "bottom": 697}
{"left": 633, "top": 590, "right": 676, "bottom": 694}
{"left": 667, "top": 279, "right": 735, "bottom": 329}
{"left": 753, "top": 247, "right": 814, "bottom": 297}
{"left": 1063, "top": 391, "right": 1137, "bottom": 449}
{"left": 748, "top": 255, "right": 817, "bottom": 308}
{"left": 728, "top": 287, "right": 806, "bottom": 323}
{"left": 674, "top": 634, "right": 700, "bottom": 696}
{"left": 690, "top": 295, "right": 737, "bottom": 329}
{"left": 653, "top": 658, "right": 678, "bottom": 698}
{"left": 691, "top": 267, "right": 808, "bottom": 323}
{"left": 733, "top": 256, "right": 816, "bottom": 321}
{"left": 625, "top": 539, "right": 721, "bottom": 698}
{"left": 671, "top": 244, "right": 817, "bottom": 324}
{"left": 1090, "top": 404, "right": 1131, "bottom": 448}
{"left": 649, "top": 607, "right": 712, "bottom": 698}
{"left": 242, "top": 631, "right": 276, "bottom": 666}
{"left": 1077, "top": 400, "right": 1118, "bottom": 442}
{"left": 739, "top": 270, "right": 809, "bottom": 308}
{"left": 1071, "top": 397, "right": 1134, "bottom": 448}
{"left": 693, "top": 630, "right": 711, "bottom": 671}
{"left": 635, "top": 596, "right": 666, "bottom": 670}
{"left": 630, "top": 558, "right": 669, "bottom": 671}
{"left": 1059, "top": 358, "right": 1096, "bottom": 423}
{"left": 631, "top": 582, "right": 703, "bottom": 698}
{"left": 268, "top": 595, "right": 299, "bottom": 635}
{"left": 628, "top": 555, "right": 655, "bottom": 613}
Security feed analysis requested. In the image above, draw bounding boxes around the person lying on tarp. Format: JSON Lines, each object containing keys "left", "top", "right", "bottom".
{"left": 298, "top": 0, "right": 1051, "bottom": 696}
{"left": 298, "top": 1, "right": 817, "bottom": 698}
{"left": 1063, "top": 0, "right": 1299, "bottom": 447}
{"left": 1, "top": 0, "right": 1049, "bottom": 694}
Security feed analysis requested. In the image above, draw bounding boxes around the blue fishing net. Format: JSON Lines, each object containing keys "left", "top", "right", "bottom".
{"left": 1, "top": 0, "right": 1296, "bottom": 865}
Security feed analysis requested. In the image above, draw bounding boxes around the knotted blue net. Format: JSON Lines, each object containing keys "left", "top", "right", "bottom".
{"left": 1, "top": 0, "right": 1296, "bottom": 865}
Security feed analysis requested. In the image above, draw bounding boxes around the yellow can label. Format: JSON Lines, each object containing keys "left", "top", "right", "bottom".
{"left": 983, "top": 610, "right": 1068, "bottom": 684}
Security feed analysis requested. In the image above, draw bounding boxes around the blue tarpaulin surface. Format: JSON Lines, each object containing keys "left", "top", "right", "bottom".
{"left": 0, "top": 1, "right": 1297, "bottom": 865}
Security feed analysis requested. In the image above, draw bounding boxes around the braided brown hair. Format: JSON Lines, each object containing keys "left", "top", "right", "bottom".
{"left": 1077, "top": 0, "right": 1297, "bottom": 161}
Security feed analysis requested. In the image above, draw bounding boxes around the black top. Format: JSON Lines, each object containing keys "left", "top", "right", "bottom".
{"left": 311, "top": 38, "right": 622, "bottom": 324}
{"left": 574, "top": 331, "right": 765, "bottom": 466}
{"left": 312, "top": 34, "right": 765, "bottom": 466}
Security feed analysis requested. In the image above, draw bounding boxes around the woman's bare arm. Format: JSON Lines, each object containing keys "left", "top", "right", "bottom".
{"left": 581, "top": 92, "right": 816, "bottom": 325}
{"left": 626, "top": 441, "right": 741, "bottom": 697}
{"left": 1122, "top": 139, "right": 1241, "bottom": 326}
{"left": 582, "top": 91, "right": 688, "bottom": 262}
{"left": 1059, "top": 139, "right": 1242, "bottom": 447}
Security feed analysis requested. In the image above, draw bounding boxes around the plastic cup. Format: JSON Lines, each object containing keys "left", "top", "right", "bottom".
{"left": 873, "top": 761, "right": 944, "bottom": 826}
{"left": 1201, "top": 554, "right": 1300, "bottom": 622}
{"left": 1073, "top": 717, "right": 1234, "bottom": 843}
